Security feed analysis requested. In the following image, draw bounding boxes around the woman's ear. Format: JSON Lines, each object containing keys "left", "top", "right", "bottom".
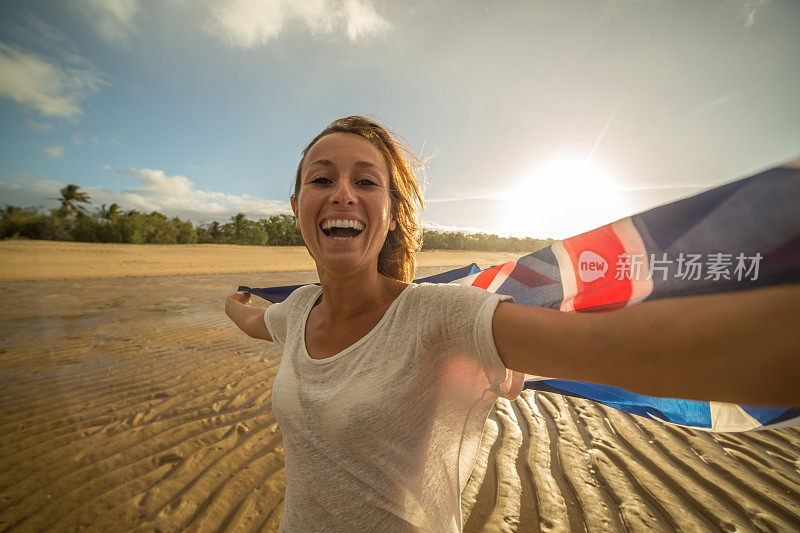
{"left": 389, "top": 217, "right": 397, "bottom": 231}
{"left": 291, "top": 196, "right": 299, "bottom": 228}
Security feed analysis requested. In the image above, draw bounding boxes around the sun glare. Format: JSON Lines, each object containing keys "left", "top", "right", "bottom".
{"left": 502, "top": 158, "right": 628, "bottom": 239}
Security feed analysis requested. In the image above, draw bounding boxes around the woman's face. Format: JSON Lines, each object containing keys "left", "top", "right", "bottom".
{"left": 291, "top": 132, "right": 396, "bottom": 275}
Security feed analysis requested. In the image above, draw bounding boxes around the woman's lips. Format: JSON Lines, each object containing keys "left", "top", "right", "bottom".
{"left": 319, "top": 225, "right": 364, "bottom": 240}
{"left": 319, "top": 218, "right": 366, "bottom": 240}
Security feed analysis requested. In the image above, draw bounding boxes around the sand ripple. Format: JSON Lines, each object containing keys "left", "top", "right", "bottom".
{"left": 1, "top": 274, "right": 799, "bottom": 532}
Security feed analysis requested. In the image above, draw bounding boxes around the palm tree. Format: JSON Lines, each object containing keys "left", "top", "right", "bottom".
{"left": 97, "top": 203, "right": 120, "bottom": 221}
{"left": 231, "top": 212, "right": 247, "bottom": 242}
{"left": 2, "top": 205, "right": 23, "bottom": 218}
{"left": 210, "top": 221, "right": 221, "bottom": 241}
{"left": 55, "top": 184, "right": 91, "bottom": 216}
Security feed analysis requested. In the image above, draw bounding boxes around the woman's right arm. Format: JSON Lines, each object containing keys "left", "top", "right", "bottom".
{"left": 225, "top": 291, "right": 272, "bottom": 341}
{"left": 492, "top": 283, "right": 800, "bottom": 406}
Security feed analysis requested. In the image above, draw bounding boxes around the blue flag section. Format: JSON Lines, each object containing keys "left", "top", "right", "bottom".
{"left": 240, "top": 161, "right": 800, "bottom": 432}
{"left": 238, "top": 263, "right": 481, "bottom": 304}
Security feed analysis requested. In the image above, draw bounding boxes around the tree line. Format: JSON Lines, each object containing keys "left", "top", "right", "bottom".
{"left": 1, "top": 184, "right": 553, "bottom": 251}
{"left": 421, "top": 230, "right": 552, "bottom": 253}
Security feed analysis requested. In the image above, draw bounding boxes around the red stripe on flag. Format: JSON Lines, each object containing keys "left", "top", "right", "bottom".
{"left": 562, "top": 223, "right": 632, "bottom": 311}
{"left": 472, "top": 264, "right": 502, "bottom": 290}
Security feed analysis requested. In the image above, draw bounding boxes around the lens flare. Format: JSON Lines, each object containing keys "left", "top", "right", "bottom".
{"left": 503, "top": 158, "right": 628, "bottom": 239}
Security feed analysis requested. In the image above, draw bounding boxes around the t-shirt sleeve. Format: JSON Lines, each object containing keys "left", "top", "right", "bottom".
{"left": 430, "top": 284, "right": 524, "bottom": 400}
{"left": 264, "top": 284, "right": 320, "bottom": 351}
{"left": 264, "top": 300, "right": 287, "bottom": 350}
{"left": 473, "top": 290, "right": 525, "bottom": 400}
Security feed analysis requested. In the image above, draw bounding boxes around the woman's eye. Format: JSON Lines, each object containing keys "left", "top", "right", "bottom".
{"left": 357, "top": 178, "right": 377, "bottom": 187}
{"left": 311, "top": 177, "right": 331, "bottom": 184}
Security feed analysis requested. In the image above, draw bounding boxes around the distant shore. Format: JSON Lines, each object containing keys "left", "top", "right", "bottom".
{"left": 0, "top": 239, "right": 526, "bottom": 281}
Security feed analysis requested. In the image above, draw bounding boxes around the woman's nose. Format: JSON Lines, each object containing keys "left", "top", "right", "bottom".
{"left": 331, "top": 179, "right": 356, "bottom": 205}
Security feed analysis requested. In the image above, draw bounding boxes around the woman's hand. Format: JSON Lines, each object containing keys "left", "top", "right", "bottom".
{"left": 225, "top": 291, "right": 271, "bottom": 341}
{"left": 493, "top": 283, "right": 800, "bottom": 406}
{"left": 226, "top": 290, "right": 251, "bottom": 309}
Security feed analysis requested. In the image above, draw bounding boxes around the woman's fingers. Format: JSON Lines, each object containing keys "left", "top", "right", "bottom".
{"left": 228, "top": 291, "right": 252, "bottom": 305}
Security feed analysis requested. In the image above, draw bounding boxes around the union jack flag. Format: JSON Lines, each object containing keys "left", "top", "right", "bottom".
{"left": 241, "top": 161, "right": 800, "bottom": 432}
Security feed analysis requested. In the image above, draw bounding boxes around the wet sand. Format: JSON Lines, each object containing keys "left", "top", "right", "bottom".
{"left": 0, "top": 252, "right": 799, "bottom": 530}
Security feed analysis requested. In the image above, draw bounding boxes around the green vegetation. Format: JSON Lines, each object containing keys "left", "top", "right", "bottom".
{"left": 421, "top": 230, "right": 552, "bottom": 253}
{"left": 1, "top": 184, "right": 553, "bottom": 251}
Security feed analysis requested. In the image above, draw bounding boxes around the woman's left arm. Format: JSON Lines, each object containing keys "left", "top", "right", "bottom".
{"left": 492, "top": 283, "right": 800, "bottom": 406}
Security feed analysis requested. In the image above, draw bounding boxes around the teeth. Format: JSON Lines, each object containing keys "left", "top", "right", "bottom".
{"left": 321, "top": 219, "right": 365, "bottom": 230}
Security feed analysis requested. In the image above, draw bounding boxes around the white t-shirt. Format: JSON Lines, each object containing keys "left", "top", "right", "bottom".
{"left": 264, "top": 282, "right": 524, "bottom": 532}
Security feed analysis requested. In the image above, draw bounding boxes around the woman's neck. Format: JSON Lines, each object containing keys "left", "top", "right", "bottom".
{"left": 316, "top": 267, "right": 407, "bottom": 326}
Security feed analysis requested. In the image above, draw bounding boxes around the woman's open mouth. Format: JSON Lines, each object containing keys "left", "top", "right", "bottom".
{"left": 320, "top": 219, "right": 365, "bottom": 240}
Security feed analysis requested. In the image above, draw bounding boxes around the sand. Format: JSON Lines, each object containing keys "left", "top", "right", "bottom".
{"left": 0, "top": 240, "right": 526, "bottom": 281}
{"left": 1, "top": 242, "right": 799, "bottom": 531}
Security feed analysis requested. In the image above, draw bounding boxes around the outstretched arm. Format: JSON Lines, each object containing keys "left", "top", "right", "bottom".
{"left": 493, "top": 283, "right": 800, "bottom": 406}
{"left": 225, "top": 291, "right": 272, "bottom": 341}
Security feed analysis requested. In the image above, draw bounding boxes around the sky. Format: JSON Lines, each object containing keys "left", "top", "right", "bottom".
{"left": 0, "top": 0, "right": 798, "bottom": 239}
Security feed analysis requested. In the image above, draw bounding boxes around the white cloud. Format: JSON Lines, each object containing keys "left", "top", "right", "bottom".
{"left": 0, "top": 169, "right": 293, "bottom": 223}
{"left": 205, "top": 0, "right": 389, "bottom": 48}
{"left": 0, "top": 176, "right": 64, "bottom": 208}
{"left": 127, "top": 168, "right": 287, "bottom": 219}
{"left": 670, "top": 94, "right": 734, "bottom": 123}
{"left": 26, "top": 119, "right": 55, "bottom": 132}
{"left": 73, "top": 0, "right": 140, "bottom": 44}
{"left": 421, "top": 219, "right": 488, "bottom": 235}
{"left": 71, "top": 133, "right": 99, "bottom": 144}
{"left": 344, "top": 0, "right": 390, "bottom": 41}
{"left": 0, "top": 42, "right": 106, "bottom": 117}
{"left": 207, "top": 0, "right": 290, "bottom": 47}
{"left": 741, "top": 0, "right": 768, "bottom": 27}
{"left": 18, "top": 12, "right": 72, "bottom": 47}
{"left": 107, "top": 168, "right": 292, "bottom": 221}
{"left": 126, "top": 168, "right": 195, "bottom": 198}
{"left": 722, "top": 0, "right": 770, "bottom": 27}
{"left": 42, "top": 145, "right": 66, "bottom": 159}
{"left": 424, "top": 192, "right": 509, "bottom": 204}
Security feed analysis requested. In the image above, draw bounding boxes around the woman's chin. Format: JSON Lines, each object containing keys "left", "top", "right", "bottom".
{"left": 311, "top": 229, "right": 386, "bottom": 272}
{"left": 313, "top": 246, "right": 381, "bottom": 277}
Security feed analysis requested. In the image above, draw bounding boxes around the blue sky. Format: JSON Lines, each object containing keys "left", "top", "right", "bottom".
{"left": 1, "top": 0, "right": 798, "bottom": 239}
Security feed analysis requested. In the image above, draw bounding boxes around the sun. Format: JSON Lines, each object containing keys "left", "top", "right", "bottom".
{"left": 502, "top": 158, "right": 628, "bottom": 239}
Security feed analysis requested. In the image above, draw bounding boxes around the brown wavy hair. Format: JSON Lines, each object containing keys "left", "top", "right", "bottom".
{"left": 293, "top": 116, "right": 425, "bottom": 283}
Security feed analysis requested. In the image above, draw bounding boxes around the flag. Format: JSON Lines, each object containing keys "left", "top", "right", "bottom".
{"left": 240, "top": 161, "right": 800, "bottom": 432}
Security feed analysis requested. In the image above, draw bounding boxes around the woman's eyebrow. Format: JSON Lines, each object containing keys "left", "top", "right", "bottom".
{"left": 307, "top": 159, "right": 384, "bottom": 173}
{"left": 308, "top": 159, "right": 380, "bottom": 168}
{"left": 307, "top": 159, "right": 333, "bottom": 168}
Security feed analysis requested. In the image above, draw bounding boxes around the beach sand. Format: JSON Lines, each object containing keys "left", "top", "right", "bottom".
{"left": 0, "top": 242, "right": 798, "bottom": 531}
{"left": 0, "top": 240, "right": 527, "bottom": 281}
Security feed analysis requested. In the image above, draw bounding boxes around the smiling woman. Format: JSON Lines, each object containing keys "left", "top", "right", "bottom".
{"left": 225, "top": 117, "right": 528, "bottom": 531}
{"left": 224, "top": 116, "right": 800, "bottom": 532}
{"left": 290, "top": 133, "right": 399, "bottom": 281}
{"left": 291, "top": 117, "right": 425, "bottom": 283}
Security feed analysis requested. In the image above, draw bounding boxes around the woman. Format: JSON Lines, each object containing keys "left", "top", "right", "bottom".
{"left": 226, "top": 116, "right": 799, "bottom": 531}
